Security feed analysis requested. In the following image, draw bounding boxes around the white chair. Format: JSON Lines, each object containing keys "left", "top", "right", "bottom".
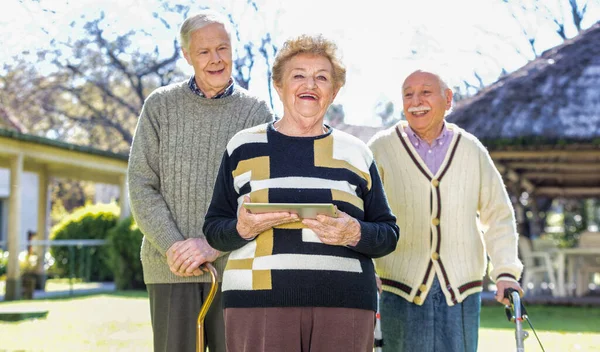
{"left": 575, "top": 232, "right": 600, "bottom": 297}
{"left": 518, "top": 236, "right": 558, "bottom": 296}
{"left": 532, "top": 236, "right": 562, "bottom": 286}
{"left": 532, "top": 237, "right": 560, "bottom": 254}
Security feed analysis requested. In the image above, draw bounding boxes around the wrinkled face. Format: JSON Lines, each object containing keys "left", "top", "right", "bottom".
{"left": 275, "top": 53, "right": 338, "bottom": 123}
{"left": 182, "top": 23, "right": 232, "bottom": 98}
{"left": 402, "top": 71, "right": 452, "bottom": 138}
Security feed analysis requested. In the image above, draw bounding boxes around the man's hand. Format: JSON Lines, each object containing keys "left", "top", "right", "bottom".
{"left": 302, "top": 209, "right": 361, "bottom": 246}
{"left": 166, "top": 237, "right": 220, "bottom": 277}
{"left": 495, "top": 280, "right": 524, "bottom": 305}
{"left": 237, "top": 196, "right": 299, "bottom": 240}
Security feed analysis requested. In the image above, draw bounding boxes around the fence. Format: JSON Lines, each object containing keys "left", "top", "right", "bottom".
{"left": 1, "top": 239, "right": 107, "bottom": 297}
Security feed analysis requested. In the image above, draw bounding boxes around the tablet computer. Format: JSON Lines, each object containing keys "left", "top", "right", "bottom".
{"left": 243, "top": 203, "right": 338, "bottom": 219}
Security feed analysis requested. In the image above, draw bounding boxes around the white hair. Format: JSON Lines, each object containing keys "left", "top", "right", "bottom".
{"left": 407, "top": 69, "right": 451, "bottom": 95}
{"left": 179, "top": 9, "right": 234, "bottom": 51}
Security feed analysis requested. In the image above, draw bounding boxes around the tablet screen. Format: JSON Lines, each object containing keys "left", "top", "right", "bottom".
{"left": 243, "top": 203, "right": 338, "bottom": 219}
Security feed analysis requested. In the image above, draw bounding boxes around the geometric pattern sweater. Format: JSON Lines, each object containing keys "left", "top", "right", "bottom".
{"left": 368, "top": 121, "right": 523, "bottom": 306}
{"left": 204, "top": 122, "right": 399, "bottom": 311}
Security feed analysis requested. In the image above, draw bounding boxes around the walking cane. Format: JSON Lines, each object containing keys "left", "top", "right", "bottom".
{"left": 197, "top": 263, "right": 219, "bottom": 352}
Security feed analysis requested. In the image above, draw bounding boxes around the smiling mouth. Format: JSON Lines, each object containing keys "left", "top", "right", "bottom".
{"left": 408, "top": 107, "right": 431, "bottom": 117}
{"left": 298, "top": 93, "right": 318, "bottom": 101}
{"left": 207, "top": 68, "right": 224, "bottom": 75}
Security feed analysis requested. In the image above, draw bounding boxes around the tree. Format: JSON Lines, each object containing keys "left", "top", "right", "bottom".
{"left": 502, "top": 0, "right": 598, "bottom": 57}
{"left": 1, "top": 0, "right": 282, "bottom": 218}
{"left": 2, "top": 0, "right": 280, "bottom": 152}
{"left": 444, "top": 1, "right": 598, "bottom": 103}
{"left": 1, "top": 4, "right": 186, "bottom": 151}
{"left": 36, "top": 11, "right": 184, "bottom": 152}
{"left": 225, "top": 4, "right": 278, "bottom": 108}
{"left": 0, "top": 60, "right": 65, "bottom": 135}
{"left": 374, "top": 100, "right": 398, "bottom": 128}
{"left": 324, "top": 104, "right": 345, "bottom": 127}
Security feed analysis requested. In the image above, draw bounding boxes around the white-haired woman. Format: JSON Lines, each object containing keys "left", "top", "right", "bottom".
{"left": 204, "top": 34, "right": 399, "bottom": 351}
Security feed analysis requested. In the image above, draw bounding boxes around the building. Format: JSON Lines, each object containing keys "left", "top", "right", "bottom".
{"left": 0, "top": 128, "right": 129, "bottom": 300}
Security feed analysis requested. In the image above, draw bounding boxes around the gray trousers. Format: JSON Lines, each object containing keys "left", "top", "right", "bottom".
{"left": 148, "top": 282, "right": 225, "bottom": 352}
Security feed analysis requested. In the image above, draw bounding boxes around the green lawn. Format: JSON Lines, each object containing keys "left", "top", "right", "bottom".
{"left": 479, "top": 304, "right": 600, "bottom": 351}
{"left": 0, "top": 292, "right": 152, "bottom": 351}
{"left": 0, "top": 292, "right": 599, "bottom": 351}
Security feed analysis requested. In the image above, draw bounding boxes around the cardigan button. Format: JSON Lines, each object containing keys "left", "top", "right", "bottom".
{"left": 431, "top": 179, "right": 439, "bottom": 187}
{"left": 419, "top": 284, "right": 427, "bottom": 292}
{"left": 413, "top": 296, "right": 422, "bottom": 305}
{"left": 432, "top": 218, "right": 440, "bottom": 226}
{"left": 431, "top": 252, "right": 440, "bottom": 260}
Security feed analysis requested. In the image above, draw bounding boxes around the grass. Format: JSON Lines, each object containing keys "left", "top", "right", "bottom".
{"left": 0, "top": 291, "right": 599, "bottom": 351}
{"left": 0, "top": 292, "right": 152, "bottom": 352}
{"left": 479, "top": 304, "right": 600, "bottom": 351}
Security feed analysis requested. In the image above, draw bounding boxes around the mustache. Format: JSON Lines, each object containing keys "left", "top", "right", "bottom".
{"left": 407, "top": 106, "right": 431, "bottom": 113}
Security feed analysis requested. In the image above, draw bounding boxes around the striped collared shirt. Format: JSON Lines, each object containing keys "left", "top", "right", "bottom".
{"left": 188, "top": 76, "right": 235, "bottom": 99}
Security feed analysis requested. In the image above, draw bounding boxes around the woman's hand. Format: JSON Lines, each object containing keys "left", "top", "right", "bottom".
{"left": 302, "top": 209, "right": 361, "bottom": 246}
{"left": 236, "top": 196, "right": 300, "bottom": 240}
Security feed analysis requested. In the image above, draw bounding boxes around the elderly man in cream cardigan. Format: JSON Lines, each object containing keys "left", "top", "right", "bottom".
{"left": 367, "top": 69, "right": 523, "bottom": 352}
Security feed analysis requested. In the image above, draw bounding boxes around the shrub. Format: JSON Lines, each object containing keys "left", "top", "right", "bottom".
{"left": 107, "top": 216, "right": 145, "bottom": 290}
{"left": 0, "top": 249, "right": 7, "bottom": 277}
{"left": 50, "top": 203, "right": 120, "bottom": 281}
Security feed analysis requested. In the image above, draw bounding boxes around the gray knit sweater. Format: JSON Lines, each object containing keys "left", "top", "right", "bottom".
{"left": 128, "top": 80, "right": 274, "bottom": 284}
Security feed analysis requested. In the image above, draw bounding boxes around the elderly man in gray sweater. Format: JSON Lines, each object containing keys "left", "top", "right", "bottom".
{"left": 128, "top": 10, "right": 273, "bottom": 352}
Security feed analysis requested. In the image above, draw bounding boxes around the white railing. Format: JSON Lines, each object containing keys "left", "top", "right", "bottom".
{"left": 2, "top": 239, "right": 108, "bottom": 297}
{"left": 1, "top": 239, "right": 107, "bottom": 247}
{"left": 28, "top": 239, "right": 107, "bottom": 246}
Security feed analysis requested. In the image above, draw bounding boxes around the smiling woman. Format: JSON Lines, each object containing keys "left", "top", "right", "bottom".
{"left": 273, "top": 54, "right": 336, "bottom": 135}
{"left": 270, "top": 34, "right": 347, "bottom": 136}
{"left": 203, "top": 34, "right": 399, "bottom": 352}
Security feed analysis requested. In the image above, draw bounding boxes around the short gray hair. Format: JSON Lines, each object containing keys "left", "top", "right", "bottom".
{"left": 179, "top": 10, "right": 234, "bottom": 51}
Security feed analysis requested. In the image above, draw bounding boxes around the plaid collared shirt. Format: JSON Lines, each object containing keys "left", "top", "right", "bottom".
{"left": 188, "top": 76, "right": 235, "bottom": 99}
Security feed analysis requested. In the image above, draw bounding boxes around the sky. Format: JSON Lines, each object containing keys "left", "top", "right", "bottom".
{"left": 1, "top": 0, "right": 599, "bottom": 126}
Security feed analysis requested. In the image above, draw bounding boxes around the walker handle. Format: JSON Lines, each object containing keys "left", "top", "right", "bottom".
{"left": 503, "top": 288, "right": 527, "bottom": 321}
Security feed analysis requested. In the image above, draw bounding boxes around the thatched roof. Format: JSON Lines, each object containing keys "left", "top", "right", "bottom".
{"left": 447, "top": 21, "right": 600, "bottom": 146}
{"left": 446, "top": 22, "right": 600, "bottom": 198}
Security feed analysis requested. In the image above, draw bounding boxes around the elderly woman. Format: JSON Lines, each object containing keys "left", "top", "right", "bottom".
{"left": 203, "top": 34, "right": 399, "bottom": 352}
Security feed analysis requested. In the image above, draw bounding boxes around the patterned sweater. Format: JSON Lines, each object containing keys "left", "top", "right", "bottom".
{"left": 204, "top": 122, "right": 399, "bottom": 311}
{"left": 128, "top": 81, "right": 274, "bottom": 284}
{"left": 368, "top": 121, "right": 523, "bottom": 306}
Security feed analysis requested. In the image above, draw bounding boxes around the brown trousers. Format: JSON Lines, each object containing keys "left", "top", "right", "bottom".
{"left": 224, "top": 307, "right": 375, "bottom": 352}
{"left": 147, "top": 282, "right": 225, "bottom": 352}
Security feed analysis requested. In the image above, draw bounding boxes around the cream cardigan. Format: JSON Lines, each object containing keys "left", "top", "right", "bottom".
{"left": 368, "top": 121, "right": 523, "bottom": 306}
